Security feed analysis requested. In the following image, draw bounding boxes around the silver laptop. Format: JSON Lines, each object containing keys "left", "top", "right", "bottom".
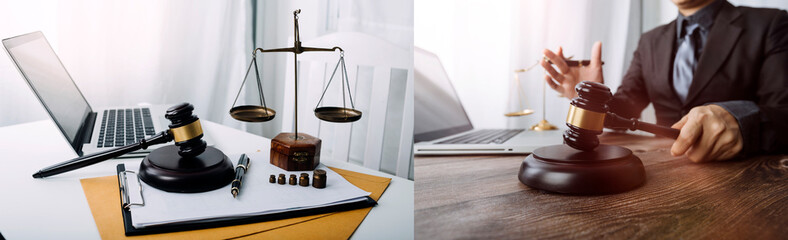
{"left": 413, "top": 47, "right": 563, "bottom": 155}
{"left": 3, "top": 31, "right": 171, "bottom": 158}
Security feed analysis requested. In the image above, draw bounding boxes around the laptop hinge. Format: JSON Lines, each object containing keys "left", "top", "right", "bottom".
{"left": 76, "top": 112, "right": 98, "bottom": 145}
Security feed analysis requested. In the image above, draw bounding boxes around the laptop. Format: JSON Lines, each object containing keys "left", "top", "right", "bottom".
{"left": 3, "top": 31, "right": 172, "bottom": 158}
{"left": 413, "top": 47, "right": 563, "bottom": 155}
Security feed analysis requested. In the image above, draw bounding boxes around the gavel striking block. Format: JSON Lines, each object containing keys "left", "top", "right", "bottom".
{"left": 518, "top": 82, "right": 646, "bottom": 194}
{"left": 139, "top": 103, "right": 235, "bottom": 193}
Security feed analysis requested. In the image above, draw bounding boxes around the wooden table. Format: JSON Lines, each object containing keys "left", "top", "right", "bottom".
{"left": 415, "top": 132, "right": 788, "bottom": 239}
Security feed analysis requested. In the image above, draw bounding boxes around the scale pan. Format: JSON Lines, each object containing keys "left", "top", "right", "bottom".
{"left": 230, "top": 105, "right": 276, "bottom": 122}
{"left": 314, "top": 107, "right": 362, "bottom": 123}
{"left": 504, "top": 109, "right": 534, "bottom": 117}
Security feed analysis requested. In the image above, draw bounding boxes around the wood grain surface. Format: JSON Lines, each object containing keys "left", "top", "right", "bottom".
{"left": 415, "top": 132, "right": 788, "bottom": 239}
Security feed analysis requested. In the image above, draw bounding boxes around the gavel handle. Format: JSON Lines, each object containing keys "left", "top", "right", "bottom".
{"left": 32, "top": 131, "right": 173, "bottom": 178}
{"left": 605, "top": 113, "right": 680, "bottom": 139}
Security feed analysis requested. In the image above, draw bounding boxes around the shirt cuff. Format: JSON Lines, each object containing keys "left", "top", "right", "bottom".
{"left": 709, "top": 100, "right": 760, "bottom": 156}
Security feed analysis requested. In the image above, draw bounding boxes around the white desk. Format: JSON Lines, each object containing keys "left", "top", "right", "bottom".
{"left": 0, "top": 120, "right": 414, "bottom": 239}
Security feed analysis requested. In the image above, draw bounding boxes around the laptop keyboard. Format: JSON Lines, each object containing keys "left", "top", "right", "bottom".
{"left": 436, "top": 129, "right": 525, "bottom": 144}
{"left": 96, "top": 108, "right": 156, "bottom": 148}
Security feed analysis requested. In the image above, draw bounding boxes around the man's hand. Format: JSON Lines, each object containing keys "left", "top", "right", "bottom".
{"left": 670, "top": 105, "right": 744, "bottom": 162}
{"left": 541, "top": 41, "right": 604, "bottom": 99}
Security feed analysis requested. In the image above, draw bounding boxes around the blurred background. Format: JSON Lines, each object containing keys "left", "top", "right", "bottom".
{"left": 415, "top": 0, "right": 787, "bottom": 132}
{"left": 0, "top": 0, "right": 414, "bottom": 178}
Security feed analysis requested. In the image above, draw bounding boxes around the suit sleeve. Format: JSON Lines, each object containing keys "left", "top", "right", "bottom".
{"left": 754, "top": 9, "right": 788, "bottom": 154}
{"left": 716, "top": 10, "right": 788, "bottom": 155}
{"left": 608, "top": 37, "right": 652, "bottom": 120}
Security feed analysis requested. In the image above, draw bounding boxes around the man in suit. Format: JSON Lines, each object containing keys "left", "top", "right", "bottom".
{"left": 541, "top": 0, "right": 787, "bottom": 162}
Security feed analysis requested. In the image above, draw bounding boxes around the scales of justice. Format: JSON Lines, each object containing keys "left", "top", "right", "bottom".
{"left": 229, "top": 9, "right": 361, "bottom": 171}
{"left": 506, "top": 59, "right": 562, "bottom": 131}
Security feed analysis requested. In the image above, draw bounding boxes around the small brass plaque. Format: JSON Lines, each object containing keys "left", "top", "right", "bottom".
{"left": 292, "top": 152, "right": 309, "bottom": 162}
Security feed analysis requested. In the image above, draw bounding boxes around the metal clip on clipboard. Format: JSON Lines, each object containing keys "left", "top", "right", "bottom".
{"left": 118, "top": 170, "right": 145, "bottom": 209}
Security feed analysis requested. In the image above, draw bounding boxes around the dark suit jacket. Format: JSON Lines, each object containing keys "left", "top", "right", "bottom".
{"left": 608, "top": 1, "right": 788, "bottom": 154}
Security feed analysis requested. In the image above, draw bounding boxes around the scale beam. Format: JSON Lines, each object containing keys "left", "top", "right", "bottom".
{"left": 252, "top": 46, "right": 343, "bottom": 55}
{"left": 229, "top": 9, "right": 361, "bottom": 139}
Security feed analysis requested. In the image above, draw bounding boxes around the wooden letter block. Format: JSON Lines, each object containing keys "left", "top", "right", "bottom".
{"left": 270, "top": 132, "right": 321, "bottom": 171}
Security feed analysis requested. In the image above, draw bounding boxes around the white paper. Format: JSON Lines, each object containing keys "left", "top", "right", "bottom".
{"left": 124, "top": 152, "right": 371, "bottom": 228}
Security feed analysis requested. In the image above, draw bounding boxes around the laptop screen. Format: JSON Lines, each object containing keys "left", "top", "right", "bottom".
{"left": 3, "top": 32, "right": 92, "bottom": 147}
{"left": 414, "top": 48, "right": 473, "bottom": 142}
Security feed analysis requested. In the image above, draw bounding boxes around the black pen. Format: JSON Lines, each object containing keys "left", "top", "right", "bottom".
{"left": 32, "top": 131, "right": 172, "bottom": 178}
{"left": 545, "top": 58, "right": 605, "bottom": 67}
{"left": 231, "top": 154, "right": 250, "bottom": 198}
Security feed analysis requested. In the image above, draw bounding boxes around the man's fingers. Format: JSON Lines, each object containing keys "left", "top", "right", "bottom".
{"left": 686, "top": 124, "right": 719, "bottom": 163}
{"left": 590, "top": 41, "right": 603, "bottom": 67}
{"left": 687, "top": 145, "right": 712, "bottom": 163}
{"left": 541, "top": 59, "right": 564, "bottom": 84}
{"left": 706, "top": 118, "right": 743, "bottom": 161}
{"left": 671, "top": 116, "right": 702, "bottom": 157}
{"left": 672, "top": 115, "right": 689, "bottom": 129}
{"left": 672, "top": 105, "right": 745, "bottom": 162}
{"left": 708, "top": 133, "right": 736, "bottom": 161}
{"left": 557, "top": 46, "right": 566, "bottom": 59}
{"left": 543, "top": 49, "right": 570, "bottom": 74}
{"left": 716, "top": 139, "right": 743, "bottom": 161}
{"left": 545, "top": 75, "right": 561, "bottom": 93}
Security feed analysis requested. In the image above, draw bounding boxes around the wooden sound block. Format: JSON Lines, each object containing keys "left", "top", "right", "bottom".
{"left": 270, "top": 132, "right": 321, "bottom": 171}
{"left": 518, "top": 144, "right": 645, "bottom": 194}
{"left": 139, "top": 145, "right": 235, "bottom": 193}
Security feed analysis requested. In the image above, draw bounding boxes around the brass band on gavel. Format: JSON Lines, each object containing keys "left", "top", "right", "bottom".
{"left": 169, "top": 119, "right": 203, "bottom": 142}
{"left": 566, "top": 105, "right": 606, "bottom": 131}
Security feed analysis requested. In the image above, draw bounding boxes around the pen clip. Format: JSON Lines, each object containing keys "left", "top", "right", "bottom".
{"left": 119, "top": 170, "right": 145, "bottom": 209}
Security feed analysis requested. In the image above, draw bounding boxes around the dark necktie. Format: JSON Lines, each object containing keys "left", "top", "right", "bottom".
{"left": 673, "top": 21, "right": 700, "bottom": 103}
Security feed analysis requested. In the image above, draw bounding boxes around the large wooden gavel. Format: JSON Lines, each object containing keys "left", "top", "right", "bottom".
{"left": 563, "top": 81, "right": 680, "bottom": 151}
{"left": 32, "top": 103, "right": 207, "bottom": 178}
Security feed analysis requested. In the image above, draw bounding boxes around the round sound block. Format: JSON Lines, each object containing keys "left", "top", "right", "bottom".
{"left": 139, "top": 145, "right": 235, "bottom": 193}
{"left": 518, "top": 144, "right": 645, "bottom": 194}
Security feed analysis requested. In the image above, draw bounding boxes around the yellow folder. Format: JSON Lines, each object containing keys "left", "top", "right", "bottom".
{"left": 80, "top": 167, "right": 391, "bottom": 239}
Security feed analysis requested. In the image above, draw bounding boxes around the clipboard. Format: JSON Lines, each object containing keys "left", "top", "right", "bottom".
{"left": 116, "top": 164, "right": 377, "bottom": 236}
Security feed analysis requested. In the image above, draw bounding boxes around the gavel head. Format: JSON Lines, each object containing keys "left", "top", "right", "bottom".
{"left": 564, "top": 81, "right": 613, "bottom": 151}
{"left": 165, "top": 103, "right": 207, "bottom": 157}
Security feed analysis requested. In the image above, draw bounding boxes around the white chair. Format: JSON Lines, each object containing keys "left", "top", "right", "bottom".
{"left": 281, "top": 32, "right": 413, "bottom": 178}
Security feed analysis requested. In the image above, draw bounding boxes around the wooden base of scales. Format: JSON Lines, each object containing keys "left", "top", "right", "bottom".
{"left": 270, "top": 133, "right": 322, "bottom": 171}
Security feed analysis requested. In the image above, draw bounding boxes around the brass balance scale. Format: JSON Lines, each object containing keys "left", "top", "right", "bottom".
{"left": 229, "top": 9, "right": 360, "bottom": 171}
{"left": 506, "top": 57, "right": 570, "bottom": 131}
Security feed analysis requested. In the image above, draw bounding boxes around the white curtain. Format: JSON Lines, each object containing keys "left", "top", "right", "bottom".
{"left": 0, "top": 0, "right": 62, "bottom": 127}
{"left": 415, "top": 0, "right": 640, "bottom": 130}
{"left": 0, "top": 0, "right": 251, "bottom": 129}
{"left": 0, "top": 0, "right": 413, "bottom": 134}
{"left": 415, "top": 0, "right": 517, "bottom": 129}
{"left": 416, "top": 0, "right": 786, "bottom": 130}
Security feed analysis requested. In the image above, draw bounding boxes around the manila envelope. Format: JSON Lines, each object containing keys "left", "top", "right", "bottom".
{"left": 80, "top": 167, "right": 391, "bottom": 239}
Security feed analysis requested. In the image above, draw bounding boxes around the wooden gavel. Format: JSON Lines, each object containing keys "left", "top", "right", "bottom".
{"left": 563, "top": 81, "right": 680, "bottom": 151}
{"left": 32, "top": 103, "right": 207, "bottom": 178}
